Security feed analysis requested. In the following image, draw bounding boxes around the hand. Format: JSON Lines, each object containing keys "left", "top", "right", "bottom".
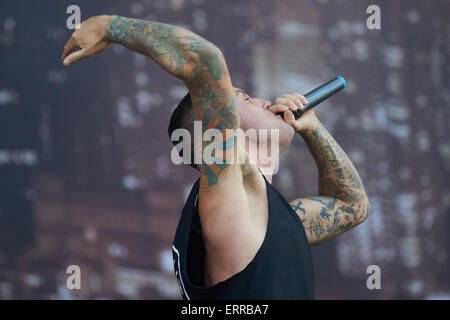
{"left": 61, "top": 15, "right": 114, "bottom": 66}
{"left": 270, "top": 93, "right": 320, "bottom": 136}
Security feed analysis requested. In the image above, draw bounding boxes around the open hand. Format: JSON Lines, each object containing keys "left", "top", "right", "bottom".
{"left": 61, "top": 15, "right": 113, "bottom": 66}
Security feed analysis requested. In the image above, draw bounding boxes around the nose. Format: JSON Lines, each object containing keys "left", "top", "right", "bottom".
{"left": 262, "top": 100, "right": 272, "bottom": 110}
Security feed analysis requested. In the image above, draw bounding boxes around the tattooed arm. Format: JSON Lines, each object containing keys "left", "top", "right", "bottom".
{"left": 104, "top": 16, "right": 239, "bottom": 188}
{"left": 61, "top": 16, "right": 256, "bottom": 280}
{"left": 61, "top": 15, "right": 240, "bottom": 187}
{"left": 289, "top": 120, "right": 370, "bottom": 246}
{"left": 279, "top": 93, "right": 370, "bottom": 246}
{"left": 62, "top": 15, "right": 219, "bottom": 79}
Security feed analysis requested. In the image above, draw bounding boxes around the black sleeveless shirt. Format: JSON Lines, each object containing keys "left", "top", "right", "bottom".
{"left": 172, "top": 173, "right": 315, "bottom": 299}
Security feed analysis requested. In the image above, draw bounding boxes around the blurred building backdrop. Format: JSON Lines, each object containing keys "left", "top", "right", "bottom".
{"left": 0, "top": 0, "right": 449, "bottom": 299}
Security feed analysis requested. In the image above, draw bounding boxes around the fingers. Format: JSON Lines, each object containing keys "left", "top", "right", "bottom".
{"left": 268, "top": 104, "right": 289, "bottom": 114}
{"left": 62, "top": 34, "right": 93, "bottom": 66}
{"left": 282, "top": 94, "right": 303, "bottom": 110}
{"left": 291, "top": 93, "right": 308, "bottom": 106}
{"left": 63, "top": 48, "right": 88, "bottom": 66}
{"left": 62, "top": 37, "right": 77, "bottom": 62}
{"left": 275, "top": 93, "right": 309, "bottom": 112}
{"left": 283, "top": 109, "right": 296, "bottom": 126}
{"left": 62, "top": 36, "right": 111, "bottom": 66}
{"left": 274, "top": 97, "right": 298, "bottom": 111}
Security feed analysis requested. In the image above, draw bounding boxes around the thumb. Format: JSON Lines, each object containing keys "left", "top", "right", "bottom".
{"left": 63, "top": 48, "right": 87, "bottom": 66}
{"left": 283, "top": 110, "right": 296, "bottom": 126}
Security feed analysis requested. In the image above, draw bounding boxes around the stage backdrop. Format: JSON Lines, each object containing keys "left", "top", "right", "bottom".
{"left": 0, "top": 0, "right": 449, "bottom": 299}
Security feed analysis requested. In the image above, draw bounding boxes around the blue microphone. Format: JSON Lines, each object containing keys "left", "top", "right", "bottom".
{"left": 277, "top": 76, "right": 346, "bottom": 119}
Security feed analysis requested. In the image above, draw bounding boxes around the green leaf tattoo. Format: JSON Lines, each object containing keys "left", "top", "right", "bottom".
{"left": 105, "top": 16, "right": 239, "bottom": 187}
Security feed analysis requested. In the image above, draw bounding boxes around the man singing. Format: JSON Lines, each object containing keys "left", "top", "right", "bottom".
{"left": 62, "top": 15, "right": 370, "bottom": 299}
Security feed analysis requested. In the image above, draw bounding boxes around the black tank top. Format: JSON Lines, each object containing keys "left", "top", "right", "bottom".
{"left": 172, "top": 173, "right": 315, "bottom": 299}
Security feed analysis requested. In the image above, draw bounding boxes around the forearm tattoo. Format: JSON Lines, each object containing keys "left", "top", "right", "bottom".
{"left": 105, "top": 16, "right": 239, "bottom": 187}
{"left": 105, "top": 16, "right": 218, "bottom": 79}
{"left": 304, "top": 123, "right": 366, "bottom": 203}
{"left": 290, "top": 124, "right": 370, "bottom": 245}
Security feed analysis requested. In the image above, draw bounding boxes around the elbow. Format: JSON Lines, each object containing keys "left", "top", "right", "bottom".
{"left": 183, "top": 43, "right": 225, "bottom": 84}
{"left": 187, "top": 41, "right": 223, "bottom": 64}
{"left": 205, "top": 43, "right": 223, "bottom": 57}
{"left": 201, "top": 44, "right": 226, "bottom": 68}
{"left": 200, "top": 41, "right": 222, "bottom": 56}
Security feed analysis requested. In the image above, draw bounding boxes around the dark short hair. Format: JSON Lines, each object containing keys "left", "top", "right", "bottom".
{"left": 168, "top": 92, "right": 198, "bottom": 170}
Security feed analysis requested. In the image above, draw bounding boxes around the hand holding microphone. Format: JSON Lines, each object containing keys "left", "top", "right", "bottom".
{"left": 270, "top": 76, "right": 346, "bottom": 135}
{"left": 271, "top": 92, "right": 320, "bottom": 135}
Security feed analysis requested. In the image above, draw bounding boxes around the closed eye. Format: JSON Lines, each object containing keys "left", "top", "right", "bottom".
{"left": 235, "top": 88, "right": 251, "bottom": 101}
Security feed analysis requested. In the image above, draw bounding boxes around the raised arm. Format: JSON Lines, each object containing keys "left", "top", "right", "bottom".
{"left": 274, "top": 93, "right": 370, "bottom": 246}
{"left": 62, "top": 16, "right": 255, "bottom": 274}
{"left": 63, "top": 15, "right": 220, "bottom": 79}
{"left": 62, "top": 15, "right": 240, "bottom": 188}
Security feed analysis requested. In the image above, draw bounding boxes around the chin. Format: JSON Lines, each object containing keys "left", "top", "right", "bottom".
{"left": 280, "top": 131, "right": 295, "bottom": 153}
{"left": 265, "top": 119, "right": 294, "bottom": 154}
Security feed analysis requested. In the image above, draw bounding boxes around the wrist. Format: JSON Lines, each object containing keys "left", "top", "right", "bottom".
{"left": 102, "top": 15, "right": 117, "bottom": 42}
{"left": 297, "top": 118, "right": 321, "bottom": 138}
